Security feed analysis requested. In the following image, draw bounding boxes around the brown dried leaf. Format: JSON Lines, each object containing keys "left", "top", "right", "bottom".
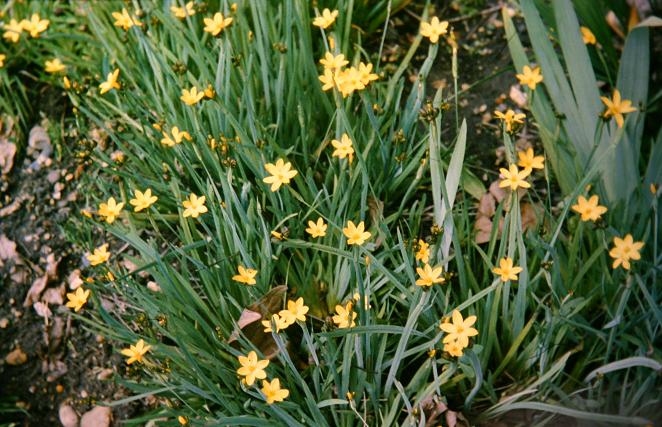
{"left": 5, "top": 346, "right": 27, "bottom": 365}
{"left": 23, "top": 275, "right": 48, "bottom": 307}
{"left": 68, "top": 269, "right": 83, "bottom": 290}
{"left": 0, "top": 141, "right": 16, "bottom": 175}
{"left": 80, "top": 406, "right": 112, "bottom": 427}
{"left": 509, "top": 85, "right": 527, "bottom": 108}
{"left": 59, "top": 404, "right": 79, "bottom": 427}
{"left": 0, "top": 235, "right": 18, "bottom": 267}
{"left": 478, "top": 193, "right": 496, "bottom": 217}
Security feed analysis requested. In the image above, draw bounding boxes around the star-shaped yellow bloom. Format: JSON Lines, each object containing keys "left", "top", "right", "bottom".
{"left": 204, "top": 12, "right": 233, "bottom": 36}
{"left": 0, "top": 54, "right": 5, "bottom": 68}
{"left": 516, "top": 65, "right": 543, "bottom": 90}
{"left": 492, "top": 257, "right": 523, "bottom": 282}
{"left": 494, "top": 109, "right": 526, "bottom": 133}
{"left": 336, "top": 67, "right": 365, "bottom": 97}
{"left": 121, "top": 339, "right": 152, "bottom": 365}
{"left": 580, "top": 26, "right": 596, "bottom": 45}
{"left": 600, "top": 89, "right": 636, "bottom": 128}
{"left": 66, "top": 287, "right": 91, "bottom": 312}
{"left": 443, "top": 339, "right": 465, "bottom": 357}
{"left": 263, "top": 159, "right": 298, "bottom": 191}
{"left": 358, "top": 62, "right": 379, "bottom": 86}
{"left": 319, "top": 68, "right": 338, "bottom": 91}
{"left": 499, "top": 164, "right": 531, "bottom": 191}
{"left": 331, "top": 133, "right": 354, "bottom": 161}
{"left": 320, "top": 52, "right": 348, "bottom": 70}
{"left": 99, "top": 69, "right": 121, "bottom": 94}
{"left": 232, "top": 265, "right": 257, "bottom": 285}
{"left": 571, "top": 195, "right": 607, "bottom": 222}
{"left": 439, "top": 310, "right": 478, "bottom": 348}
{"left": 98, "top": 197, "right": 124, "bottom": 223}
{"left": 45, "top": 58, "right": 66, "bottom": 74}
{"left": 171, "top": 2, "right": 196, "bottom": 19}
{"left": 415, "top": 240, "right": 430, "bottom": 264}
{"left": 517, "top": 147, "right": 545, "bottom": 172}
{"left": 262, "top": 313, "right": 290, "bottom": 333}
{"left": 279, "top": 297, "right": 309, "bottom": 324}
{"left": 112, "top": 8, "right": 142, "bottom": 31}
{"left": 415, "top": 263, "right": 445, "bottom": 287}
{"left": 181, "top": 87, "right": 205, "bottom": 105}
{"left": 182, "top": 193, "right": 208, "bottom": 218}
{"left": 313, "top": 8, "right": 338, "bottom": 29}
{"left": 261, "top": 378, "right": 290, "bottom": 404}
{"left": 22, "top": 14, "right": 49, "bottom": 38}
{"left": 3, "top": 19, "right": 24, "bottom": 43}
{"left": 129, "top": 188, "right": 158, "bottom": 212}
{"left": 87, "top": 244, "right": 111, "bottom": 266}
{"left": 237, "top": 351, "right": 269, "bottom": 386}
{"left": 420, "top": 17, "right": 449, "bottom": 43}
{"left": 332, "top": 301, "right": 357, "bottom": 329}
{"left": 160, "top": 126, "right": 192, "bottom": 146}
{"left": 343, "top": 220, "right": 371, "bottom": 246}
{"left": 305, "top": 217, "right": 327, "bottom": 238}
{"left": 609, "top": 234, "right": 644, "bottom": 270}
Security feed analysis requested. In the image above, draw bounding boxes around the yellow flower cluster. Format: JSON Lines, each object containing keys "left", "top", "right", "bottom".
{"left": 261, "top": 297, "right": 309, "bottom": 333}
{"left": 237, "top": 351, "right": 289, "bottom": 404}
{"left": 439, "top": 310, "right": 478, "bottom": 357}
{"left": 2, "top": 14, "right": 49, "bottom": 43}
{"left": 318, "top": 52, "right": 378, "bottom": 98}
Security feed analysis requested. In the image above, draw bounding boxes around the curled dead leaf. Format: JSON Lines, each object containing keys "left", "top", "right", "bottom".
{"left": 6, "top": 346, "right": 27, "bottom": 365}
{"left": 59, "top": 404, "right": 79, "bottom": 427}
{"left": 23, "top": 275, "right": 48, "bottom": 307}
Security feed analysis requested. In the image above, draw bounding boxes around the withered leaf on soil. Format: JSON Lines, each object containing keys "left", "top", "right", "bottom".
{"left": 24, "top": 275, "right": 48, "bottom": 307}
{"left": 0, "top": 140, "right": 16, "bottom": 175}
{"left": 0, "top": 234, "right": 18, "bottom": 266}
{"left": 59, "top": 404, "right": 79, "bottom": 427}
{"left": 80, "top": 406, "right": 112, "bottom": 427}
{"left": 5, "top": 346, "right": 28, "bottom": 365}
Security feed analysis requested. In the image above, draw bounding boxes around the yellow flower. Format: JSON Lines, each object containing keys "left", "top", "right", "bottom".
{"left": 22, "top": 14, "right": 49, "bottom": 38}
{"left": 160, "top": 126, "right": 192, "bottom": 146}
{"left": 319, "top": 68, "right": 338, "bottom": 91}
{"left": 331, "top": 133, "right": 354, "bottom": 161}
{"left": 45, "top": 58, "right": 66, "bottom": 74}
{"left": 98, "top": 197, "right": 124, "bottom": 223}
{"left": 204, "top": 84, "right": 215, "bottom": 99}
{"left": 443, "top": 339, "right": 464, "bottom": 357}
{"left": 237, "top": 351, "right": 269, "bottom": 386}
{"left": 571, "top": 195, "right": 607, "bottom": 222}
{"left": 63, "top": 76, "right": 71, "bottom": 89}
{"left": 332, "top": 301, "right": 357, "bottom": 329}
{"left": 517, "top": 147, "right": 545, "bottom": 172}
{"left": 343, "top": 220, "right": 371, "bottom": 246}
{"left": 279, "top": 297, "right": 309, "bottom": 324}
{"left": 313, "top": 8, "right": 338, "bottom": 29}
{"left": 99, "top": 69, "right": 121, "bottom": 94}
{"left": 415, "top": 264, "right": 445, "bottom": 287}
{"left": 171, "top": 2, "right": 196, "bottom": 19}
{"left": 0, "top": 54, "right": 5, "bottom": 68}
{"left": 65, "top": 287, "right": 91, "bottom": 312}
{"left": 600, "top": 89, "right": 636, "bottom": 128}
{"left": 87, "top": 244, "right": 110, "bottom": 266}
{"left": 181, "top": 87, "right": 205, "bottom": 105}
{"left": 420, "top": 17, "right": 449, "bottom": 43}
{"left": 261, "top": 378, "right": 289, "bottom": 404}
{"left": 499, "top": 164, "right": 531, "bottom": 191}
{"left": 494, "top": 109, "right": 526, "bottom": 133}
{"left": 415, "top": 240, "right": 430, "bottom": 264}
{"left": 609, "top": 234, "right": 644, "bottom": 270}
{"left": 120, "top": 339, "right": 152, "bottom": 365}
{"left": 182, "top": 193, "right": 208, "bottom": 218}
{"left": 2, "top": 19, "right": 24, "bottom": 43}
{"left": 112, "top": 8, "right": 142, "bottom": 31}
{"left": 320, "top": 52, "right": 348, "bottom": 70}
{"left": 580, "top": 26, "right": 596, "bottom": 45}
{"left": 178, "top": 416, "right": 188, "bottom": 426}
{"left": 263, "top": 159, "right": 298, "bottom": 191}
{"left": 232, "top": 265, "right": 257, "bottom": 285}
{"left": 358, "top": 62, "right": 379, "bottom": 86}
{"left": 261, "top": 313, "right": 289, "bottom": 333}
{"left": 492, "top": 257, "right": 523, "bottom": 282}
{"left": 516, "top": 65, "right": 543, "bottom": 90}
{"left": 336, "top": 67, "right": 365, "bottom": 97}
{"left": 305, "top": 217, "right": 327, "bottom": 238}
{"left": 204, "top": 12, "right": 233, "bottom": 36}
{"left": 129, "top": 188, "right": 158, "bottom": 212}
{"left": 439, "top": 310, "right": 478, "bottom": 348}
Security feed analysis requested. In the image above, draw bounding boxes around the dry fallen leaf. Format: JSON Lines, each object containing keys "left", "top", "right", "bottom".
{"left": 0, "top": 235, "right": 18, "bottom": 267}
{"left": 68, "top": 269, "right": 83, "bottom": 290}
{"left": 27, "top": 125, "right": 53, "bottom": 169}
{"left": 509, "top": 85, "right": 527, "bottom": 108}
{"left": 23, "top": 275, "right": 48, "bottom": 307}
{"left": 59, "top": 404, "right": 79, "bottom": 427}
{"left": 80, "top": 406, "right": 112, "bottom": 427}
{"left": 43, "top": 285, "right": 65, "bottom": 305}
{"left": 0, "top": 141, "right": 17, "bottom": 175}
{"left": 5, "top": 346, "right": 28, "bottom": 365}
{"left": 34, "top": 301, "right": 52, "bottom": 322}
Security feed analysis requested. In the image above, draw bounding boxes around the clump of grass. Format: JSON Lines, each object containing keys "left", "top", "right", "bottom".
{"left": 2, "top": 0, "right": 660, "bottom": 425}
